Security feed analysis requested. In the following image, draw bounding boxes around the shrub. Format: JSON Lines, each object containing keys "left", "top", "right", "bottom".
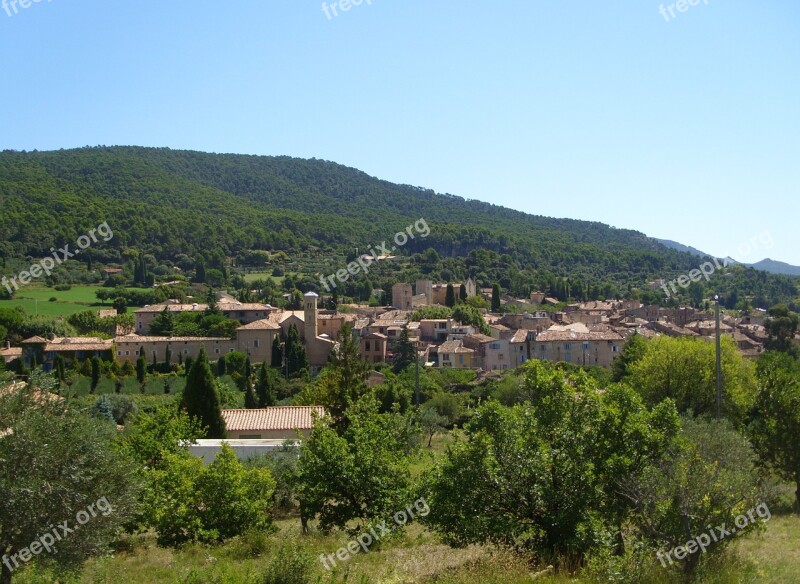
{"left": 48, "top": 296, "right": 57, "bottom": 302}
{"left": 263, "top": 540, "right": 315, "bottom": 584}
{"left": 53, "top": 284, "right": 72, "bottom": 291}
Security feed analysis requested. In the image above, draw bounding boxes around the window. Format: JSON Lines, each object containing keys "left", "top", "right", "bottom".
{"left": 125, "top": 351, "right": 129, "bottom": 356}
{"left": 254, "top": 339, "right": 259, "bottom": 348}
{"left": 215, "top": 348, "right": 220, "bottom": 354}
{"left": 117, "top": 351, "right": 122, "bottom": 356}
{"left": 183, "top": 349, "right": 189, "bottom": 355}
{"left": 582, "top": 342, "right": 590, "bottom": 350}
{"left": 565, "top": 343, "right": 572, "bottom": 350}
{"left": 443, "top": 354, "right": 450, "bottom": 361}
{"left": 612, "top": 345, "right": 618, "bottom": 353}
{"left": 365, "top": 341, "right": 371, "bottom": 351}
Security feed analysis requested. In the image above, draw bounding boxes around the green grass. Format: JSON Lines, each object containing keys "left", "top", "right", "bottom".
{"left": 242, "top": 271, "right": 292, "bottom": 285}
{"left": 16, "top": 513, "right": 798, "bottom": 584}
{"left": 0, "top": 284, "right": 151, "bottom": 317}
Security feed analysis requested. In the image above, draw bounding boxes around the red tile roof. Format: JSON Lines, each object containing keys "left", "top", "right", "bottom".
{"left": 222, "top": 406, "right": 325, "bottom": 432}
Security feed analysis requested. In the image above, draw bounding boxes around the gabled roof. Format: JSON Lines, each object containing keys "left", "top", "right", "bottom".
{"left": 438, "top": 340, "right": 474, "bottom": 354}
{"left": 510, "top": 329, "right": 529, "bottom": 343}
{"left": 535, "top": 330, "right": 623, "bottom": 342}
{"left": 44, "top": 337, "right": 113, "bottom": 352}
{"left": 237, "top": 319, "right": 281, "bottom": 331}
{"left": 222, "top": 406, "right": 325, "bottom": 432}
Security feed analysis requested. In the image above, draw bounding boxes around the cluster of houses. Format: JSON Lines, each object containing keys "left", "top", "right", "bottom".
{"left": 3, "top": 282, "right": 783, "bottom": 464}
{"left": 8, "top": 281, "right": 774, "bottom": 377}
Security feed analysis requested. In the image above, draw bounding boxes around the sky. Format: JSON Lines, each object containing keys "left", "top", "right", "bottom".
{"left": 1, "top": 0, "right": 798, "bottom": 265}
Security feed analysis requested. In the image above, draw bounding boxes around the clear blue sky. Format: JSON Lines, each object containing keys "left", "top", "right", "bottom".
{"left": 2, "top": 1, "right": 798, "bottom": 264}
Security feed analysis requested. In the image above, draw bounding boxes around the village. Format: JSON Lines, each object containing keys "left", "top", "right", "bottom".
{"left": 3, "top": 276, "right": 768, "bottom": 379}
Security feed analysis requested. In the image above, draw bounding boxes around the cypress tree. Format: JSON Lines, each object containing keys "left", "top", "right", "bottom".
{"left": 181, "top": 346, "right": 226, "bottom": 438}
{"left": 136, "top": 350, "right": 147, "bottom": 384}
{"left": 271, "top": 335, "right": 283, "bottom": 368}
{"left": 491, "top": 284, "right": 501, "bottom": 312}
{"left": 445, "top": 284, "right": 456, "bottom": 308}
{"left": 255, "top": 361, "right": 276, "bottom": 407}
{"left": 90, "top": 355, "right": 101, "bottom": 393}
{"left": 459, "top": 284, "right": 468, "bottom": 302}
{"left": 217, "top": 356, "right": 226, "bottom": 376}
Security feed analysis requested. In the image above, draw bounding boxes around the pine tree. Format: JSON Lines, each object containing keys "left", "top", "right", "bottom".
{"left": 491, "top": 284, "right": 501, "bottom": 312}
{"left": 181, "top": 347, "right": 226, "bottom": 438}
{"left": 445, "top": 284, "right": 456, "bottom": 308}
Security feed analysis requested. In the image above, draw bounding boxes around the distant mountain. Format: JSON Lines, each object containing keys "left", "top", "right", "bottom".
{"left": 653, "top": 238, "right": 710, "bottom": 258}
{"left": 748, "top": 259, "right": 800, "bottom": 277}
{"left": 0, "top": 146, "right": 797, "bottom": 307}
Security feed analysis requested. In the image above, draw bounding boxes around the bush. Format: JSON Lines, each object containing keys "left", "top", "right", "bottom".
{"left": 53, "top": 284, "right": 72, "bottom": 291}
{"left": 263, "top": 540, "right": 315, "bottom": 584}
{"left": 48, "top": 296, "right": 57, "bottom": 302}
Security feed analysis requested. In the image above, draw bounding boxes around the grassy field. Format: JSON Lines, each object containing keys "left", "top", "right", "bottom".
{"left": 242, "top": 271, "right": 293, "bottom": 285}
{"left": 13, "top": 511, "right": 799, "bottom": 583}
{"left": 0, "top": 284, "right": 154, "bottom": 317}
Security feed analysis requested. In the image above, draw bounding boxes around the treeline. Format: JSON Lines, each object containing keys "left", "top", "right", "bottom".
{"left": 0, "top": 147, "right": 797, "bottom": 308}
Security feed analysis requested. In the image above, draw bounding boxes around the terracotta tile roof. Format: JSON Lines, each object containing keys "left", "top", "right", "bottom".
{"left": 510, "top": 329, "right": 529, "bottom": 343}
{"left": 115, "top": 335, "right": 231, "bottom": 343}
{"left": 438, "top": 340, "right": 475, "bottom": 354}
{"left": 135, "top": 303, "right": 207, "bottom": 314}
{"left": 217, "top": 302, "right": 273, "bottom": 311}
{"left": 237, "top": 319, "right": 281, "bottom": 330}
{"left": 222, "top": 406, "right": 325, "bottom": 432}
{"left": 464, "top": 333, "right": 495, "bottom": 344}
{"left": 535, "top": 330, "right": 623, "bottom": 342}
{"left": 21, "top": 336, "right": 48, "bottom": 344}
{"left": 0, "top": 347, "right": 22, "bottom": 360}
{"left": 44, "top": 337, "right": 113, "bottom": 352}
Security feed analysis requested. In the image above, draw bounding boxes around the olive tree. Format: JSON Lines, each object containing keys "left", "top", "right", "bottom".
{"left": 0, "top": 374, "right": 141, "bottom": 583}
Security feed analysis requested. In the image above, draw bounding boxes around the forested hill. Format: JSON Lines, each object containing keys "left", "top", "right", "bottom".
{"left": 0, "top": 146, "right": 797, "bottom": 305}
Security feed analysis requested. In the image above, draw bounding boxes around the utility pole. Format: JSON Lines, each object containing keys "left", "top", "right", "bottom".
{"left": 715, "top": 295, "right": 722, "bottom": 421}
{"left": 415, "top": 341, "right": 421, "bottom": 406}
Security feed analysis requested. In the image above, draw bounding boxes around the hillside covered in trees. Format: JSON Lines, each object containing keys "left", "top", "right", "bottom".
{"left": 0, "top": 147, "right": 797, "bottom": 307}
